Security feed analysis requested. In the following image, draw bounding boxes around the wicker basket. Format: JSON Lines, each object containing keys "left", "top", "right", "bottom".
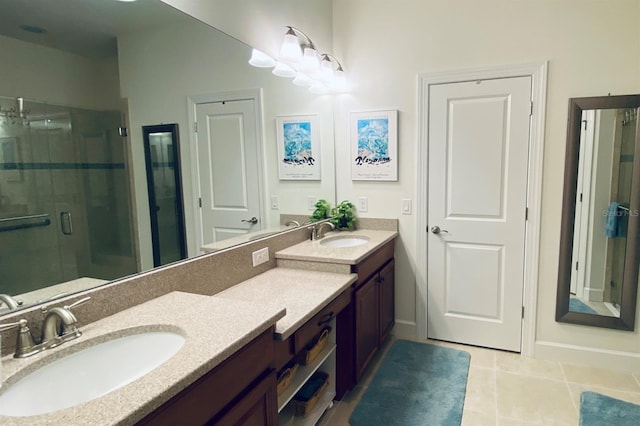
{"left": 300, "top": 327, "right": 331, "bottom": 365}
{"left": 276, "top": 362, "right": 299, "bottom": 396}
{"left": 292, "top": 371, "right": 329, "bottom": 417}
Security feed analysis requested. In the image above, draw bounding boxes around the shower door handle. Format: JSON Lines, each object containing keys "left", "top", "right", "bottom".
{"left": 60, "top": 211, "right": 73, "bottom": 235}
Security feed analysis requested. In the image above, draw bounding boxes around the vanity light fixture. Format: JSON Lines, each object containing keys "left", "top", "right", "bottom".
{"left": 248, "top": 26, "right": 347, "bottom": 94}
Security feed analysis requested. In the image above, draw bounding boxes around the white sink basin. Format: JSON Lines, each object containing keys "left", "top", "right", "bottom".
{"left": 320, "top": 235, "right": 370, "bottom": 248}
{"left": 0, "top": 330, "right": 185, "bottom": 417}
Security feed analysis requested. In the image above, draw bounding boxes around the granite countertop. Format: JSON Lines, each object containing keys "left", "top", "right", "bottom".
{"left": 215, "top": 268, "right": 357, "bottom": 340}
{"left": 0, "top": 267, "right": 358, "bottom": 425}
{"left": 0, "top": 292, "right": 285, "bottom": 426}
{"left": 275, "top": 229, "right": 398, "bottom": 265}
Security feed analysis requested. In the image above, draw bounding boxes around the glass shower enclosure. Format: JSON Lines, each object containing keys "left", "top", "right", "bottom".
{"left": 0, "top": 96, "right": 137, "bottom": 301}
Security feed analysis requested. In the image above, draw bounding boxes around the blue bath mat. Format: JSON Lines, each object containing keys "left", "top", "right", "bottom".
{"left": 350, "top": 340, "right": 470, "bottom": 426}
{"left": 580, "top": 391, "right": 640, "bottom": 425}
{"left": 569, "top": 297, "right": 598, "bottom": 315}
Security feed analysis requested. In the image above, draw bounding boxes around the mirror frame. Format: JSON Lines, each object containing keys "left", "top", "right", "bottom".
{"left": 556, "top": 94, "right": 640, "bottom": 330}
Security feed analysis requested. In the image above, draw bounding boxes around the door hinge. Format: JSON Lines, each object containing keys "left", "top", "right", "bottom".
{"left": 575, "top": 261, "right": 579, "bottom": 271}
{"left": 194, "top": 122, "right": 198, "bottom": 133}
{"left": 198, "top": 198, "right": 202, "bottom": 208}
{"left": 582, "top": 119, "right": 588, "bottom": 130}
{"left": 118, "top": 127, "right": 128, "bottom": 137}
{"left": 525, "top": 207, "right": 529, "bottom": 221}
{"left": 529, "top": 101, "right": 533, "bottom": 116}
{"left": 522, "top": 306, "right": 525, "bottom": 319}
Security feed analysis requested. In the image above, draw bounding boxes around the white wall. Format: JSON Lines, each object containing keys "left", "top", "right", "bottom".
{"left": 332, "top": 0, "right": 640, "bottom": 369}
{"left": 0, "top": 35, "right": 120, "bottom": 110}
{"left": 117, "top": 19, "right": 335, "bottom": 268}
{"left": 160, "top": 0, "right": 333, "bottom": 61}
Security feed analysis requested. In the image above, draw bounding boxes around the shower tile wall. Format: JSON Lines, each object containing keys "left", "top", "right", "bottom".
{"left": 0, "top": 97, "right": 136, "bottom": 298}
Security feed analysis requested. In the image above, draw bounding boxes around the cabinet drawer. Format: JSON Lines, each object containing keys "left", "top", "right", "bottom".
{"left": 139, "top": 328, "right": 274, "bottom": 425}
{"left": 352, "top": 239, "right": 394, "bottom": 286}
{"left": 293, "top": 289, "right": 350, "bottom": 353}
{"left": 274, "top": 337, "right": 294, "bottom": 372}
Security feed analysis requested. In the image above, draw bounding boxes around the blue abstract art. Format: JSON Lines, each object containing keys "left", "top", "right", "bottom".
{"left": 276, "top": 115, "right": 320, "bottom": 180}
{"left": 350, "top": 110, "right": 397, "bottom": 181}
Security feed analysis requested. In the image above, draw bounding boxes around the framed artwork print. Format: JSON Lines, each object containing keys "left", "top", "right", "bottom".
{"left": 350, "top": 110, "right": 398, "bottom": 181}
{"left": 276, "top": 114, "right": 321, "bottom": 180}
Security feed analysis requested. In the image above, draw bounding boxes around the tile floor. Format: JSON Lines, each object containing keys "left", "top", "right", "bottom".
{"left": 318, "top": 337, "right": 640, "bottom": 426}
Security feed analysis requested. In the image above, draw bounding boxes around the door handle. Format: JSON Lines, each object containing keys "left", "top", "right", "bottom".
{"left": 241, "top": 217, "right": 258, "bottom": 225}
{"left": 431, "top": 225, "right": 448, "bottom": 234}
{"left": 60, "top": 211, "right": 73, "bottom": 235}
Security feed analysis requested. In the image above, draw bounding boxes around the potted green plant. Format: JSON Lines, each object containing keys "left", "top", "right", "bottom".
{"left": 330, "top": 200, "right": 357, "bottom": 230}
{"left": 309, "top": 199, "right": 331, "bottom": 222}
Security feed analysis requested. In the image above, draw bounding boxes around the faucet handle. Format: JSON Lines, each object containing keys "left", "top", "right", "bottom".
{"left": 66, "top": 296, "right": 91, "bottom": 310}
{"left": 0, "top": 319, "right": 39, "bottom": 358}
{"left": 41, "top": 296, "right": 91, "bottom": 314}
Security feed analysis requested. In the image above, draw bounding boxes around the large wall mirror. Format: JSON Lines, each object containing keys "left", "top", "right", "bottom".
{"left": 0, "top": 0, "right": 336, "bottom": 315}
{"left": 556, "top": 94, "right": 640, "bottom": 330}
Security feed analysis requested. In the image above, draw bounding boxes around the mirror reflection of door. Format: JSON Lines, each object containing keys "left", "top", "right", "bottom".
{"left": 194, "top": 97, "right": 263, "bottom": 246}
{"left": 142, "top": 124, "right": 187, "bottom": 267}
{"left": 569, "top": 107, "right": 638, "bottom": 317}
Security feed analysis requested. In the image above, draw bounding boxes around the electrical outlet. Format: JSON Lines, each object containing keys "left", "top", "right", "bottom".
{"left": 271, "top": 195, "right": 279, "bottom": 210}
{"left": 252, "top": 247, "right": 269, "bottom": 267}
{"left": 402, "top": 199, "right": 412, "bottom": 215}
{"left": 307, "top": 196, "right": 316, "bottom": 210}
{"left": 358, "top": 197, "right": 368, "bottom": 213}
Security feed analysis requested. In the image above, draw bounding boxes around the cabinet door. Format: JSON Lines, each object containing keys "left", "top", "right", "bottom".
{"left": 379, "top": 260, "right": 395, "bottom": 343}
{"left": 355, "top": 275, "right": 379, "bottom": 379}
{"left": 213, "top": 371, "right": 277, "bottom": 426}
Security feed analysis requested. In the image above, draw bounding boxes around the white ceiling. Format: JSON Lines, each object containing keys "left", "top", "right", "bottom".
{"left": 0, "top": 0, "right": 194, "bottom": 59}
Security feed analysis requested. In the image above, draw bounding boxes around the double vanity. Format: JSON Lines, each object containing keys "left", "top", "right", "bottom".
{"left": 0, "top": 224, "right": 397, "bottom": 425}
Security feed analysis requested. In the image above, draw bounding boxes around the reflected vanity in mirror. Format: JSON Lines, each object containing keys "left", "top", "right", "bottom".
{"left": 0, "top": 0, "right": 336, "bottom": 315}
{"left": 556, "top": 94, "right": 640, "bottom": 330}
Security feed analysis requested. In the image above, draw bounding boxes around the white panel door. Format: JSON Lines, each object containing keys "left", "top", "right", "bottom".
{"left": 195, "top": 99, "right": 261, "bottom": 244}
{"left": 427, "top": 76, "right": 532, "bottom": 352}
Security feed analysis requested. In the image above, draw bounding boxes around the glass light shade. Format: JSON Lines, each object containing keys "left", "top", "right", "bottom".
{"left": 272, "top": 61, "right": 297, "bottom": 78}
{"left": 248, "top": 49, "right": 275, "bottom": 68}
{"left": 329, "top": 69, "right": 347, "bottom": 91}
{"left": 299, "top": 47, "right": 320, "bottom": 74}
{"left": 319, "top": 58, "right": 334, "bottom": 82}
{"left": 292, "top": 73, "right": 313, "bottom": 87}
{"left": 309, "top": 80, "right": 328, "bottom": 94}
{"left": 279, "top": 33, "right": 302, "bottom": 62}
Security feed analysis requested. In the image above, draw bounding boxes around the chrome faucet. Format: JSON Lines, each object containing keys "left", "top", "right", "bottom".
{"left": 285, "top": 220, "right": 301, "bottom": 227}
{"left": 310, "top": 222, "right": 335, "bottom": 240}
{"left": 0, "top": 296, "right": 91, "bottom": 358}
{"left": 0, "top": 293, "right": 22, "bottom": 310}
{"left": 40, "top": 296, "right": 90, "bottom": 349}
{"left": 41, "top": 306, "right": 81, "bottom": 348}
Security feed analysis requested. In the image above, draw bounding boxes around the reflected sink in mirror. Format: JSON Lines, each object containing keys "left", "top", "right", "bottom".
{"left": 0, "top": 330, "right": 185, "bottom": 417}
{"left": 320, "top": 235, "right": 370, "bottom": 248}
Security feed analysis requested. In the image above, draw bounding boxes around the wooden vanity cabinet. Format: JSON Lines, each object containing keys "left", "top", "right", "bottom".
{"left": 138, "top": 327, "right": 277, "bottom": 426}
{"left": 336, "top": 239, "right": 395, "bottom": 399}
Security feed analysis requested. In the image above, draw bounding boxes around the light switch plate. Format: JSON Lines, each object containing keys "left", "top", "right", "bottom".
{"left": 271, "top": 195, "right": 279, "bottom": 210}
{"left": 307, "top": 196, "right": 316, "bottom": 210}
{"left": 358, "top": 197, "right": 368, "bottom": 213}
{"left": 402, "top": 199, "right": 412, "bottom": 215}
{"left": 252, "top": 247, "right": 269, "bottom": 267}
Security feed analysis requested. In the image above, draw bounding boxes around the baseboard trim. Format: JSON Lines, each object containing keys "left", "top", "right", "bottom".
{"left": 391, "top": 320, "right": 417, "bottom": 339}
{"left": 535, "top": 340, "right": 640, "bottom": 373}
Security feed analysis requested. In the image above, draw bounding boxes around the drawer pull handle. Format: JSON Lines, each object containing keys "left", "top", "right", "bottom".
{"left": 317, "top": 312, "right": 335, "bottom": 326}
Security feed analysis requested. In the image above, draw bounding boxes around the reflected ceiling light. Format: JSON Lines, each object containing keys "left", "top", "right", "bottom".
{"left": 272, "top": 61, "right": 296, "bottom": 78}
{"left": 248, "top": 48, "right": 275, "bottom": 67}
{"left": 292, "top": 73, "right": 313, "bottom": 87}
{"left": 248, "top": 26, "right": 347, "bottom": 94}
